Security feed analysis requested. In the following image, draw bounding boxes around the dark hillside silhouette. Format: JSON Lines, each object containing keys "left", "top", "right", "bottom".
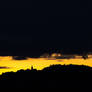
{"left": 0, "top": 64, "right": 92, "bottom": 90}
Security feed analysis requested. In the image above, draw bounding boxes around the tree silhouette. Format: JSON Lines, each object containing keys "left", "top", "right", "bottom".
{"left": 0, "top": 64, "right": 92, "bottom": 90}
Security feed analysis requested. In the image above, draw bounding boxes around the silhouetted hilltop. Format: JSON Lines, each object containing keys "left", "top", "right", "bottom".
{"left": 0, "top": 64, "right": 92, "bottom": 90}
{"left": 42, "top": 64, "right": 92, "bottom": 72}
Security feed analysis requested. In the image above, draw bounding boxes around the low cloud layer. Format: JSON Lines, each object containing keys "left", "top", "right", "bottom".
{"left": 0, "top": 66, "right": 10, "bottom": 69}
{"left": 12, "top": 56, "right": 28, "bottom": 60}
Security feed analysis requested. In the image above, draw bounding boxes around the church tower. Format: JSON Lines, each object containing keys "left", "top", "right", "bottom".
{"left": 31, "top": 66, "right": 34, "bottom": 70}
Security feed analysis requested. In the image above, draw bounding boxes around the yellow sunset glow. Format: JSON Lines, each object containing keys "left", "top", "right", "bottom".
{"left": 0, "top": 56, "right": 92, "bottom": 75}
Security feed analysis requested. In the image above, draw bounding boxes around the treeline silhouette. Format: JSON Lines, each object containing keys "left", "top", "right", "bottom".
{"left": 0, "top": 64, "right": 92, "bottom": 90}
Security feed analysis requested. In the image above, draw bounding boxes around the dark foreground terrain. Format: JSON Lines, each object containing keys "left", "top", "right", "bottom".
{"left": 0, "top": 64, "right": 92, "bottom": 90}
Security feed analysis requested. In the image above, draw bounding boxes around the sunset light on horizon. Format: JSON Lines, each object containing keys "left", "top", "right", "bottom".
{"left": 0, "top": 54, "right": 92, "bottom": 75}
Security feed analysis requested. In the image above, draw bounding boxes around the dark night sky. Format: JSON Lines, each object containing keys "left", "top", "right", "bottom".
{"left": 0, "top": 0, "right": 89, "bottom": 56}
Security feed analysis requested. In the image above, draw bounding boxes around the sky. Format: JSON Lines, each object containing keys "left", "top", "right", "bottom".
{"left": 0, "top": 3, "right": 89, "bottom": 54}
{"left": 0, "top": 1, "right": 90, "bottom": 75}
{"left": 0, "top": 0, "right": 88, "bottom": 56}
{"left": 0, "top": 21, "right": 90, "bottom": 56}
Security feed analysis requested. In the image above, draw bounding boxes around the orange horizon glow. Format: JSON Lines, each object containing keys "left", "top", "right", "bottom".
{"left": 0, "top": 56, "right": 92, "bottom": 75}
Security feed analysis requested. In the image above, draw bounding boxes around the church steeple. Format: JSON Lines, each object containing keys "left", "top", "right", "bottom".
{"left": 31, "top": 66, "right": 34, "bottom": 70}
